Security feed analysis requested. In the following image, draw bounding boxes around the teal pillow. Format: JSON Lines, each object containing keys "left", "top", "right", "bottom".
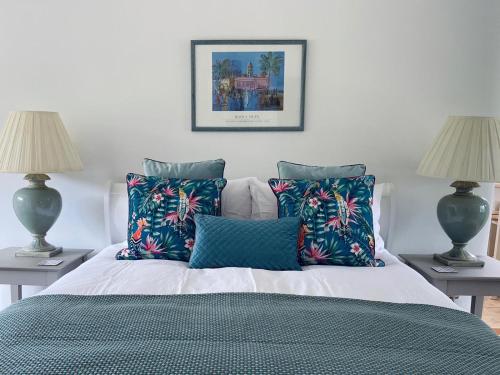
{"left": 277, "top": 161, "right": 366, "bottom": 179}
{"left": 189, "top": 215, "right": 302, "bottom": 271}
{"left": 269, "top": 175, "right": 383, "bottom": 267}
{"left": 143, "top": 158, "right": 226, "bottom": 179}
{"left": 116, "top": 174, "right": 226, "bottom": 261}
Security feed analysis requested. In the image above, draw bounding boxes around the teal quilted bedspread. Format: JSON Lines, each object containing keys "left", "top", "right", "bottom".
{"left": 0, "top": 293, "right": 498, "bottom": 374}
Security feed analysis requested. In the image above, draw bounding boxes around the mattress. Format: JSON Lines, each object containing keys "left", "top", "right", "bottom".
{"left": 41, "top": 242, "right": 460, "bottom": 311}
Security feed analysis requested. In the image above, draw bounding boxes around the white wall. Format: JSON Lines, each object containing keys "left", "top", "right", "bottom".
{"left": 0, "top": 0, "right": 498, "bottom": 307}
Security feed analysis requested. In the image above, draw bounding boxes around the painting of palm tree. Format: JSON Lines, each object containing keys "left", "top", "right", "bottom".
{"left": 259, "top": 52, "right": 284, "bottom": 80}
{"left": 212, "top": 51, "right": 285, "bottom": 111}
{"left": 212, "top": 59, "right": 232, "bottom": 81}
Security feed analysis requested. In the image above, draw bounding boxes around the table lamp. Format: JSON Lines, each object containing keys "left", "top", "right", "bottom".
{"left": 418, "top": 116, "right": 500, "bottom": 267}
{"left": 0, "top": 111, "right": 83, "bottom": 257}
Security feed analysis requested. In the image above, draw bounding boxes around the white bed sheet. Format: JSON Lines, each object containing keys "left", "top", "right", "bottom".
{"left": 40, "top": 242, "right": 460, "bottom": 310}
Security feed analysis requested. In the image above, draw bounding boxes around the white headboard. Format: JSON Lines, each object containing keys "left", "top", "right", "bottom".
{"left": 104, "top": 181, "right": 395, "bottom": 249}
{"left": 104, "top": 182, "right": 128, "bottom": 245}
{"left": 378, "top": 182, "right": 395, "bottom": 250}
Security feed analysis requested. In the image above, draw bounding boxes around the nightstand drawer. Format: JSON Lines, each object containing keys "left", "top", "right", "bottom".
{"left": 0, "top": 268, "right": 77, "bottom": 286}
{"left": 445, "top": 280, "right": 500, "bottom": 296}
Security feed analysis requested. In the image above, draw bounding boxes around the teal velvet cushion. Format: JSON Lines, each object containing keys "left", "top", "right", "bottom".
{"left": 277, "top": 161, "right": 366, "bottom": 179}
{"left": 116, "top": 174, "right": 226, "bottom": 261}
{"left": 189, "top": 215, "right": 302, "bottom": 271}
{"left": 143, "top": 158, "right": 226, "bottom": 179}
{"left": 269, "top": 175, "right": 383, "bottom": 267}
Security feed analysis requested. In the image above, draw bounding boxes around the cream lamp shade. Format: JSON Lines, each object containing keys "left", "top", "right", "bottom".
{"left": 417, "top": 116, "right": 500, "bottom": 182}
{"left": 0, "top": 111, "right": 83, "bottom": 173}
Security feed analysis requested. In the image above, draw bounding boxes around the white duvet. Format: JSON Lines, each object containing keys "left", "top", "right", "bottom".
{"left": 41, "top": 242, "right": 460, "bottom": 310}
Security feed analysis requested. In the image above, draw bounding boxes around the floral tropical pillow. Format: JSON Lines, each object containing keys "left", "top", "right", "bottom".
{"left": 116, "top": 173, "right": 226, "bottom": 261}
{"left": 269, "top": 175, "right": 383, "bottom": 267}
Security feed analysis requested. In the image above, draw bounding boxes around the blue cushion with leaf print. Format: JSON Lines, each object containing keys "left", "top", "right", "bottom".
{"left": 116, "top": 173, "right": 226, "bottom": 261}
{"left": 269, "top": 175, "right": 383, "bottom": 267}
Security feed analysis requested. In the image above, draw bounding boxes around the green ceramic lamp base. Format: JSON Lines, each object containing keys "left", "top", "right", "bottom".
{"left": 434, "top": 181, "right": 488, "bottom": 268}
{"left": 12, "top": 174, "right": 63, "bottom": 258}
{"left": 434, "top": 253, "right": 484, "bottom": 267}
{"left": 15, "top": 247, "right": 62, "bottom": 258}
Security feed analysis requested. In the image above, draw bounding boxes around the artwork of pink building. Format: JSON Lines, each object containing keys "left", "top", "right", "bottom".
{"left": 234, "top": 76, "right": 269, "bottom": 91}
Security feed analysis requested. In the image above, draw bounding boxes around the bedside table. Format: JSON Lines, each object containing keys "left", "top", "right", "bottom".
{"left": 400, "top": 254, "right": 500, "bottom": 317}
{"left": 0, "top": 248, "right": 93, "bottom": 303}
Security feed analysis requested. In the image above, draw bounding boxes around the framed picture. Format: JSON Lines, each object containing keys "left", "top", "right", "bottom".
{"left": 191, "top": 40, "right": 307, "bottom": 131}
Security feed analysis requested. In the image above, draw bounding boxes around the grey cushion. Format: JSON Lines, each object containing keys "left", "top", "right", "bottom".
{"left": 143, "top": 158, "right": 225, "bottom": 179}
{"left": 277, "top": 161, "right": 366, "bottom": 179}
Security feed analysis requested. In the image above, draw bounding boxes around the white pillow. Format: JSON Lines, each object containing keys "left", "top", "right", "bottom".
{"left": 249, "top": 177, "right": 278, "bottom": 219}
{"left": 221, "top": 178, "right": 252, "bottom": 219}
{"left": 249, "top": 177, "right": 386, "bottom": 252}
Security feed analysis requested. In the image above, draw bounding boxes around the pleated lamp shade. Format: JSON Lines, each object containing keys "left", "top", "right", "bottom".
{"left": 0, "top": 111, "right": 83, "bottom": 173}
{"left": 417, "top": 116, "right": 500, "bottom": 182}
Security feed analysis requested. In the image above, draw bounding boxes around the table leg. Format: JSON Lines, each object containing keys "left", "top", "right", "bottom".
{"left": 10, "top": 285, "right": 22, "bottom": 303}
{"left": 471, "top": 296, "right": 484, "bottom": 317}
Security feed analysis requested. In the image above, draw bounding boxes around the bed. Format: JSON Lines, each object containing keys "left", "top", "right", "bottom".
{"left": 0, "top": 181, "right": 498, "bottom": 374}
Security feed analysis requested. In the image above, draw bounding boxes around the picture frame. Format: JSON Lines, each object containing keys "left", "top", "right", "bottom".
{"left": 191, "top": 40, "right": 307, "bottom": 132}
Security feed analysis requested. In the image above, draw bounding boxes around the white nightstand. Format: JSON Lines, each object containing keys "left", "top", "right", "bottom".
{"left": 0, "top": 247, "right": 93, "bottom": 303}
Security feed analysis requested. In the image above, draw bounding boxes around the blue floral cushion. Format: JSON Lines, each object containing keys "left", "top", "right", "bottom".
{"left": 116, "top": 174, "right": 226, "bottom": 261}
{"left": 269, "top": 175, "right": 383, "bottom": 267}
